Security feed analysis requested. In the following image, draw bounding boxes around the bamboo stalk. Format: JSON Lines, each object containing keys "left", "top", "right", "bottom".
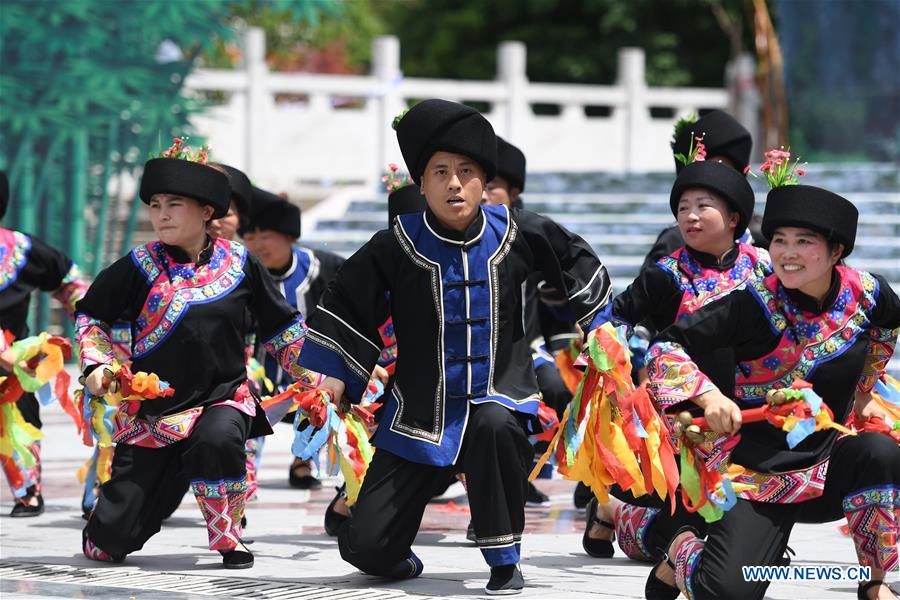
{"left": 30, "top": 136, "right": 66, "bottom": 222}
{"left": 92, "top": 121, "right": 117, "bottom": 274}
{"left": 4, "top": 131, "right": 31, "bottom": 219}
{"left": 16, "top": 135, "right": 36, "bottom": 234}
{"left": 70, "top": 129, "right": 88, "bottom": 268}
{"left": 120, "top": 167, "right": 142, "bottom": 256}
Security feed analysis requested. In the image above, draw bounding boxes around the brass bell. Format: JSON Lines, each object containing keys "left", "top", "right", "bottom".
{"left": 766, "top": 389, "right": 787, "bottom": 405}
{"left": 685, "top": 424, "right": 704, "bottom": 446}
{"left": 103, "top": 367, "right": 115, "bottom": 380}
{"left": 108, "top": 380, "right": 119, "bottom": 394}
{"left": 676, "top": 411, "right": 694, "bottom": 429}
{"left": 78, "top": 375, "right": 86, "bottom": 386}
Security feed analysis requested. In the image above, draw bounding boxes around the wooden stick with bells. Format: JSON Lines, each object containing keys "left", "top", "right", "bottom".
{"left": 78, "top": 367, "right": 121, "bottom": 395}
{"left": 673, "top": 389, "right": 798, "bottom": 443}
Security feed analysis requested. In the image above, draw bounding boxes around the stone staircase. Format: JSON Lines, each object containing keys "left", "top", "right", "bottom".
{"left": 301, "top": 167, "right": 900, "bottom": 375}
{"left": 302, "top": 176, "right": 899, "bottom": 294}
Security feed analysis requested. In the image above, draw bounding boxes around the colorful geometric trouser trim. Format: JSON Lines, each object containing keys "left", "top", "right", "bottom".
{"left": 3, "top": 442, "right": 42, "bottom": 500}
{"left": 244, "top": 437, "right": 264, "bottom": 503}
{"left": 192, "top": 477, "right": 247, "bottom": 551}
{"left": 615, "top": 503, "right": 661, "bottom": 562}
{"left": 842, "top": 485, "right": 899, "bottom": 572}
{"left": 674, "top": 533, "right": 705, "bottom": 600}
{"left": 83, "top": 533, "right": 118, "bottom": 562}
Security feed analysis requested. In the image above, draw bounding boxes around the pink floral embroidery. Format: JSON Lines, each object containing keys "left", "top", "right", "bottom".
{"left": 53, "top": 263, "right": 88, "bottom": 320}
{"left": 131, "top": 239, "right": 246, "bottom": 358}
{"left": 735, "top": 267, "right": 880, "bottom": 402}
{"left": 192, "top": 477, "right": 247, "bottom": 551}
{"left": 0, "top": 228, "right": 30, "bottom": 292}
{"left": 843, "top": 486, "right": 899, "bottom": 571}
{"left": 655, "top": 243, "right": 772, "bottom": 320}
{"left": 76, "top": 313, "right": 114, "bottom": 370}
{"left": 647, "top": 342, "right": 718, "bottom": 409}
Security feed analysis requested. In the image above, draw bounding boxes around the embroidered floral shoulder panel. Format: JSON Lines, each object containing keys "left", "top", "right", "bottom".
{"left": 734, "top": 267, "right": 879, "bottom": 402}
{"left": 0, "top": 229, "right": 31, "bottom": 292}
{"left": 130, "top": 239, "right": 247, "bottom": 358}
{"left": 656, "top": 243, "right": 772, "bottom": 319}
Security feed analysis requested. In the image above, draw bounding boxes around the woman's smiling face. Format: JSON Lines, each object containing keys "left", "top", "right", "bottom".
{"left": 769, "top": 226, "right": 843, "bottom": 292}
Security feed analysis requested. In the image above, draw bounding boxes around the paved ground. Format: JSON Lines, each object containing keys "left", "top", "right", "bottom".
{"left": 1, "top": 403, "right": 896, "bottom": 599}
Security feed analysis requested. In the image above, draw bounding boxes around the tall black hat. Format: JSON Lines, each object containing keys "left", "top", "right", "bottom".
{"left": 387, "top": 184, "right": 426, "bottom": 227}
{"left": 762, "top": 185, "right": 858, "bottom": 257}
{"left": 140, "top": 158, "right": 231, "bottom": 219}
{"left": 217, "top": 164, "right": 252, "bottom": 216}
{"left": 669, "top": 160, "right": 756, "bottom": 239}
{"left": 243, "top": 186, "right": 301, "bottom": 239}
{"left": 496, "top": 136, "right": 526, "bottom": 192}
{"left": 672, "top": 110, "right": 752, "bottom": 175}
{"left": 394, "top": 99, "right": 497, "bottom": 185}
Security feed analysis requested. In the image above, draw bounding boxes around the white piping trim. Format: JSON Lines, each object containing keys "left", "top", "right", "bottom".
{"left": 294, "top": 247, "right": 318, "bottom": 297}
{"left": 567, "top": 264, "right": 606, "bottom": 301}
{"left": 485, "top": 205, "right": 515, "bottom": 396}
{"left": 270, "top": 250, "right": 298, "bottom": 281}
{"left": 463, "top": 247, "right": 472, "bottom": 398}
{"left": 305, "top": 329, "right": 370, "bottom": 381}
{"left": 314, "top": 305, "right": 381, "bottom": 352}
{"left": 393, "top": 218, "right": 447, "bottom": 445}
{"left": 422, "top": 207, "right": 487, "bottom": 246}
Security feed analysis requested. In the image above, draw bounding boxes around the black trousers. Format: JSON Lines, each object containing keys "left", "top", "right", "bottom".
{"left": 17, "top": 393, "right": 41, "bottom": 429}
{"left": 85, "top": 405, "right": 250, "bottom": 558}
{"left": 675, "top": 432, "right": 900, "bottom": 600}
{"left": 535, "top": 362, "right": 572, "bottom": 421}
{"left": 339, "top": 402, "right": 533, "bottom": 574}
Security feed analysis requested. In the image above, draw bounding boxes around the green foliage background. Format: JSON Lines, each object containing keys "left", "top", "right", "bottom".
{"left": 0, "top": 0, "right": 339, "bottom": 276}
{"left": 372, "top": 0, "right": 749, "bottom": 87}
{"left": 0, "top": 0, "right": 337, "bottom": 334}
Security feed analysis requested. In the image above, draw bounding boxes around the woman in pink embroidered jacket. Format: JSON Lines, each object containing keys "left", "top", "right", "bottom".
{"left": 644, "top": 185, "right": 900, "bottom": 600}
{"left": 0, "top": 169, "right": 89, "bottom": 517}
{"left": 582, "top": 160, "right": 771, "bottom": 563}
{"left": 76, "top": 155, "right": 322, "bottom": 570}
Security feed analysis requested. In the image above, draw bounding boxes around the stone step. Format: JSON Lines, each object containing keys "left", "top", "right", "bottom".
{"left": 318, "top": 210, "right": 900, "bottom": 227}
{"left": 349, "top": 191, "right": 900, "bottom": 212}
{"left": 303, "top": 232, "right": 900, "bottom": 266}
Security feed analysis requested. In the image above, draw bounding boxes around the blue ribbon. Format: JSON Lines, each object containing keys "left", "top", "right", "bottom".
{"left": 786, "top": 417, "right": 816, "bottom": 449}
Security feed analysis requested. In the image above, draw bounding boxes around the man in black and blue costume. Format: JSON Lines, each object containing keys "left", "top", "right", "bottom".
{"left": 299, "top": 99, "right": 613, "bottom": 594}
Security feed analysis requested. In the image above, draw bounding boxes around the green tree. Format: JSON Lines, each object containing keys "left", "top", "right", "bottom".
{"left": 0, "top": 0, "right": 338, "bottom": 333}
{"left": 372, "top": 0, "right": 758, "bottom": 87}
{"left": 205, "top": 0, "right": 384, "bottom": 73}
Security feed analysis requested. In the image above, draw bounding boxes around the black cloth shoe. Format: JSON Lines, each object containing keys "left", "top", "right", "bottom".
{"left": 384, "top": 552, "right": 423, "bottom": 580}
{"left": 645, "top": 555, "right": 680, "bottom": 600}
{"left": 485, "top": 564, "right": 524, "bottom": 595}
{"left": 582, "top": 498, "right": 614, "bottom": 558}
{"left": 573, "top": 481, "right": 592, "bottom": 509}
{"left": 775, "top": 544, "right": 795, "bottom": 567}
{"left": 324, "top": 485, "right": 350, "bottom": 537}
{"left": 10, "top": 494, "right": 43, "bottom": 518}
{"left": 220, "top": 542, "right": 254, "bottom": 569}
{"left": 288, "top": 459, "right": 322, "bottom": 490}
{"left": 857, "top": 579, "right": 884, "bottom": 600}
{"left": 645, "top": 524, "right": 700, "bottom": 600}
{"left": 856, "top": 579, "right": 897, "bottom": 600}
{"left": 526, "top": 482, "right": 551, "bottom": 507}
{"left": 466, "top": 520, "right": 477, "bottom": 542}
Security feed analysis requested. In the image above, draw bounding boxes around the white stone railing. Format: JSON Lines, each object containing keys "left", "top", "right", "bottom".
{"left": 185, "top": 28, "right": 759, "bottom": 192}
